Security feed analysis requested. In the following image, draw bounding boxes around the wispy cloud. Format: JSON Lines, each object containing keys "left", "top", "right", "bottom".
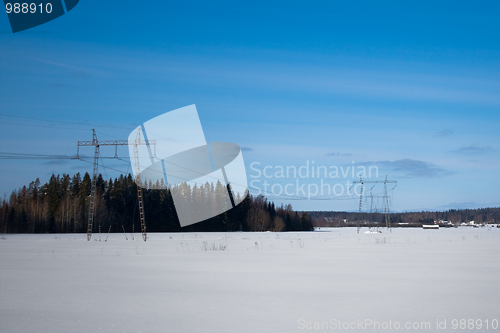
{"left": 40, "top": 45, "right": 499, "bottom": 106}
{"left": 37, "top": 59, "right": 110, "bottom": 77}
{"left": 450, "top": 144, "right": 496, "bottom": 156}
{"left": 376, "top": 159, "right": 453, "bottom": 178}
{"left": 70, "top": 165, "right": 90, "bottom": 170}
{"left": 241, "top": 147, "right": 254, "bottom": 152}
{"left": 324, "top": 152, "right": 352, "bottom": 157}
{"left": 433, "top": 129, "right": 454, "bottom": 137}
{"left": 44, "top": 160, "right": 69, "bottom": 165}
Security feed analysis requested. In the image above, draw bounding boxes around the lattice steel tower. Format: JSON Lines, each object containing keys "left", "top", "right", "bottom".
{"left": 77, "top": 129, "right": 155, "bottom": 241}
{"left": 353, "top": 176, "right": 397, "bottom": 229}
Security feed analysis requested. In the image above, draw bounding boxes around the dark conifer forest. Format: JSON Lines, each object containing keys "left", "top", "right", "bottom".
{"left": 0, "top": 172, "right": 314, "bottom": 234}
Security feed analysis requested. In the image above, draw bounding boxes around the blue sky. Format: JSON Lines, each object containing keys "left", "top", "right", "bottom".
{"left": 1, "top": 0, "right": 499, "bottom": 212}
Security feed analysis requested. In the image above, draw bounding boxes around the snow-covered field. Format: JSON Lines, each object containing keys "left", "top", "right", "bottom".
{"left": 1, "top": 227, "right": 499, "bottom": 333}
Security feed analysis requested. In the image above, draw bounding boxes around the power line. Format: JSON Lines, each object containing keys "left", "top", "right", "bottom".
{"left": 0, "top": 152, "right": 130, "bottom": 160}
{"left": 0, "top": 121, "right": 90, "bottom": 131}
{"left": 0, "top": 113, "right": 135, "bottom": 130}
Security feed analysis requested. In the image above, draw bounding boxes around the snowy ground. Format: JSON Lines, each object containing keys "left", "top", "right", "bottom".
{"left": 1, "top": 227, "right": 499, "bottom": 333}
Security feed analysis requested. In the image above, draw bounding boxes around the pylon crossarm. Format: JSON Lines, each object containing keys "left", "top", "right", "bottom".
{"left": 78, "top": 140, "right": 155, "bottom": 146}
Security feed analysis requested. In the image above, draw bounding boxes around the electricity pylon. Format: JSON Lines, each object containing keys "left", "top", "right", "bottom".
{"left": 77, "top": 129, "right": 156, "bottom": 241}
{"left": 353, "top": 176, "right": 397, "bottom": 229}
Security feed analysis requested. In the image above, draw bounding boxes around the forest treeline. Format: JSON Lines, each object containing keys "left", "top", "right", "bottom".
{"left": 308, "top": 208, "right": 500, "bottom": 227}
{"left": 0, "top": 172, "right": 314, "bottom": 234}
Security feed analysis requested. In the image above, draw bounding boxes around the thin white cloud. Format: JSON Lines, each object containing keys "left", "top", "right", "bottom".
{"left": 450, "top": 144, "right": 496, "bottom": 156}
{"left": 324, "top": 152, "right": 353, "bottom": 157}
{"left": 36, "top": 59, "right": 110, "bottom": 77}
{"left": 433, "top": 129, "right": 454, "bottom": 137}
{"left": 358, "top": 158, "right": 454, "bottom": 178}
